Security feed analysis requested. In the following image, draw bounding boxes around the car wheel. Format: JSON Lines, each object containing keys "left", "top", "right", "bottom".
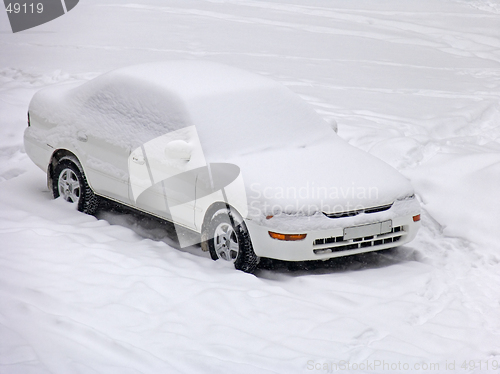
{"left": 52, "top": 158, "right": 100, "bottom": 215}
{"left": 204, "top": 207, "right": 258, "bottom": 273}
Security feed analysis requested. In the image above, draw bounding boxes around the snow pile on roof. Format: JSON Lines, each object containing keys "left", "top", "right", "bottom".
{"left": 29, "top": 61, "right": 332, "bottom": 153}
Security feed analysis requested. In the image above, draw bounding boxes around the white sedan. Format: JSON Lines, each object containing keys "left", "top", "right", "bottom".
{"left": 24, "top": 61, "right": 420, "bottom": 273}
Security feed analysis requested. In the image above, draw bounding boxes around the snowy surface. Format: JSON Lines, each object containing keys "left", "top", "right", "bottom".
{"left": 1, "top": 0, "right": 500, "bottom": 373}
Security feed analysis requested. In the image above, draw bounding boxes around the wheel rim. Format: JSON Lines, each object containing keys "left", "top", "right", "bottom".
{"left": 58, "top": 168, "right": 81, "bottom": 204}
{"left": 213, "top": 222, "right": 239, "bottom": 262}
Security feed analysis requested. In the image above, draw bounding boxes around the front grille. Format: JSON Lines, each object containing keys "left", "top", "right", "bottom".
{"left": 323, "top": 203, "right": 393, "bottom": 219}
{"left": 313, "top": 225, "right": 405, "bottom": 255}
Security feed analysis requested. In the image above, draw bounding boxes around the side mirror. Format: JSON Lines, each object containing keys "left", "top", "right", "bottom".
{"left": 165, "top": 140, "right": 192, "bottom": 161}
{"left": 329, "top": 119, "right": 338, "bottom": 133}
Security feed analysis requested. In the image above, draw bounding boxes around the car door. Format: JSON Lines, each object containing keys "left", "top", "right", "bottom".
{"left": 76, "top": 130, "right": 131, "bottom": 203}
{"left": 128, "top": 126, "right": 205, "bottom": 230}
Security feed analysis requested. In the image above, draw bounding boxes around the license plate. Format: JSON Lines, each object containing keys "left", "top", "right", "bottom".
{"left": 343, "top": 220, "right": 392, "bottom": 240}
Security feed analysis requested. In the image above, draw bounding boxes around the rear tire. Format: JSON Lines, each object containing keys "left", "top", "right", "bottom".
{"left": 203, "top": 207, "right": 258, "bottom": 273}
{"left": 52, "top": 159, "right": 100, "bottom": 215}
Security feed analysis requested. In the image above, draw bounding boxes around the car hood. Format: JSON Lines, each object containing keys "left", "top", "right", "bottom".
{"left": 217, "top": 136, "right": 414, "bottom": 217}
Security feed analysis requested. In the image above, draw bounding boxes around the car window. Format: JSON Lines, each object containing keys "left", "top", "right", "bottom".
{"left": 76, "top": 75, "right": 193, "bottom": 150}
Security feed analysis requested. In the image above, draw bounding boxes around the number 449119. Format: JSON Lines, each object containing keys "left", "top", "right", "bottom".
{"left": 5, "top": 2, "right": 43, "bottom": 14}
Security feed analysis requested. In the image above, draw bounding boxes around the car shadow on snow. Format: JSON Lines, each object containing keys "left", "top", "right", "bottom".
{"left": 94, "top": 198, "right": 417, "bottom": 276}
{"left": 94, "top": 198, "right": 210, "bottom": 259}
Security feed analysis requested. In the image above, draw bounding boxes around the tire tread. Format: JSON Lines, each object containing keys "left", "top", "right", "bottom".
{"left": 53, "top": 159, "right": 100, "bottom": 215}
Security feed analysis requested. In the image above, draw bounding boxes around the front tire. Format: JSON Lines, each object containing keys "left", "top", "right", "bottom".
{"left": 203, "top": 207, "right": 258, "bottom": 273}
{"left": 52, "top": 159, "right": 100, "bottom": 215}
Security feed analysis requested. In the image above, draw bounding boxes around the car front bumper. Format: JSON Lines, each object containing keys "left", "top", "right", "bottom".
{"left": 245, "top": 203, "right": 420, "bottom": 262}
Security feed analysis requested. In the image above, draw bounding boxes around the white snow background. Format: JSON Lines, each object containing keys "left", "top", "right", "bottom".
{"left": 1, "top": 0, "right": 500, "bottom": 373}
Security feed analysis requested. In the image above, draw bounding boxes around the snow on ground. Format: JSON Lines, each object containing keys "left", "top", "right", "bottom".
{"left": 1, "top": 0, "right": 500, "bottom": 373}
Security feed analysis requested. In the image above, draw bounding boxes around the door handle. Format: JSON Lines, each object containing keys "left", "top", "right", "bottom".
{"left": 77, "top": 131, "right": 88, "bottom": 142}
{"left": 132, "top": 154, "right": 145, "bottom": 165}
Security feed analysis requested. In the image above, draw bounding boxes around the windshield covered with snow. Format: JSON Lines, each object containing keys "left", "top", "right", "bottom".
{"left": 187, "top": 85, "right": 333, "bottom": 159}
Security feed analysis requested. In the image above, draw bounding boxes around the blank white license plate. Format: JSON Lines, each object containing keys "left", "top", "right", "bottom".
{"left": 343, "top": 220, "right": 392, "bottom": 240}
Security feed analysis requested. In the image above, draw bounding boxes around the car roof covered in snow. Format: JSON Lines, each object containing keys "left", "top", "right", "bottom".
{"left": 29, "top": 60, "right": 333, "bottom": 159}
{"left": 95, "top": 60, "right": 278, "bottom": 100}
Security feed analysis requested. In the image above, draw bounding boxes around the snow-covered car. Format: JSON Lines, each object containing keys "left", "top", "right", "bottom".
{"left": 24, "top": 61, "right": 420, "bottom": 273}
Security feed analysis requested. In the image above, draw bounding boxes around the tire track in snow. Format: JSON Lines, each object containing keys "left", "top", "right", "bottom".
{"left": 208, "top": 0, "right": 500, "bottom": 62}
{"left": 99, "top": 3, "right": 500, "bottom": 63}
{"left": 99, "top": 4, "right": 445, "bottom": 48}
{"left": 206, "top": 0, "right": 500, "bottom": 18}
{"left": 0, "top": 41, "right": 335, "bottom": 63}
